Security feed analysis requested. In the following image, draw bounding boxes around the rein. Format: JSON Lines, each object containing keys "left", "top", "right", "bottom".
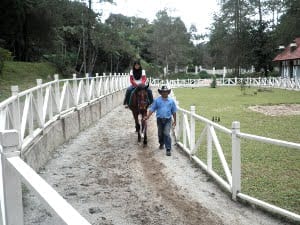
{"left": 135, "top": 87, "right": 149, "bottom": 113}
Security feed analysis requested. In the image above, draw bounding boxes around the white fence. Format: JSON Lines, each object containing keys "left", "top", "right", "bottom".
{"left": 151, "top": 77, "right": 300, "bottom": 221}
{"left": 149, "top": 77, "right": 300, "bottom": 91}
{"left": 171, "top": 104, "right": 300, "bottom": 222}
{"left": 0, "top": 75, "right": 299, "bottom": 224}
{"left": 0, "top": 73, "right": 128, "bottom": 225}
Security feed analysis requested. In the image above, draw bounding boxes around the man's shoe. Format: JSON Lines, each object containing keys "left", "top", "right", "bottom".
{"left": 166, "top": 150, "right": 171, "bottom": 156}
{"left": 159, "top": 144, "right": 164, "bottom": 150}
{"left": 124, "top": 105, "right": 129, "bottom": 108}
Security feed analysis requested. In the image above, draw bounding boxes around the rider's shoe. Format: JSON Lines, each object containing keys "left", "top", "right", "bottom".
{"left": 124, "top": 105, "right": 129, "bottom": 108}
{"left": 159, "top": 144, "right": 164, "bottom": 150}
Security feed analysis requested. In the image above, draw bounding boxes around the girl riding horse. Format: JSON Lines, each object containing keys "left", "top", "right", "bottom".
{"left": 123, "top": 60, "right": 153, "bottom": 107}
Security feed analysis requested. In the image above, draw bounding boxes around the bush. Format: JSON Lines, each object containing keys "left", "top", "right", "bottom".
{"left": 210, "top": 75, "right": 217, "bottom": 88}
{"left": 43, "top": 53, "right": 76, "bottom": 77}
{"left": 143, "top": 62, "right": 161, "bottom": 78}
{"left": 0, "top": 47, "right": 13, "bottom": 75}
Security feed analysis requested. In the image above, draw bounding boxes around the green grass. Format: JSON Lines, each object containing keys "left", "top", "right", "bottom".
{"left": 0, "top": 61, "right": 58, "bottom": 102}
{"left": 173, "top": 86, "right": 300, "bottom": 215}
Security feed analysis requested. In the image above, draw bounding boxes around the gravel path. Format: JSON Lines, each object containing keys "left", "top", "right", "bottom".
{"left": 23, "top": 105, "right": 293, "bottom": 225}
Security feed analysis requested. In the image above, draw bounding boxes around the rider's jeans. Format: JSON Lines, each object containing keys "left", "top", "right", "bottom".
{"left": 157, "top": 118, "right": 172, "bottom": 150}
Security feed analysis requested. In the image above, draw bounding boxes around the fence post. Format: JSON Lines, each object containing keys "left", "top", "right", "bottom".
{"left": 0, "top": 130, "right": 24, "bottom": 225}
{"left": 183, "top": 113, "right": 187, "bottom": 148}
{"left": 207, "top": 125, "right": 212, "bottom": 171}
{"left": 85, "top": 73, "right": 90, "bottom": 101}
{"left": 36, "top": 79, "right": 43, "bottom": 127}
{"left": 174, "top": 99, "right": 180, "bottom": 139}
{"left": 72, "top": 74, "right": 78, "bottom": 106}
{"left": 232, "top": 121, "right": 241, "bottom": 201}
{"left": 54, "top": 74, "right": 60, "bottom": 112}
{"left": 190, "top": 105, "right": 195, "bottom": 153}
{"left": 10, "top": 86, "right": 21, "bottom": 144}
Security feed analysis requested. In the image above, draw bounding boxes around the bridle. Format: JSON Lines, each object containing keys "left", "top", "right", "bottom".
{"left": 137, "top": 88, "right": 148, "bottom": 112}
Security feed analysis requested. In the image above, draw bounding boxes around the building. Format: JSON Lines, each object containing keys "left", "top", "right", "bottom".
{"left": 273, "top": 37, "right": 300, "bottom": 79}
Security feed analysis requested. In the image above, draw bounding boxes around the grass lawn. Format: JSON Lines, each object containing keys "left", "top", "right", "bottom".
{"left": 173, "top": 86, "right": 300, "bottom": 215}
{"left": 0, "top": 61, "right": 58, "bottom": 102}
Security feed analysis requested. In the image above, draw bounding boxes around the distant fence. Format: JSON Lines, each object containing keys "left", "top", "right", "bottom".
{"left": 149, "top": 77, "right": 300, "bottom": 91}
{"left": 0, "top": 73, "right": 128, "bottom": 225}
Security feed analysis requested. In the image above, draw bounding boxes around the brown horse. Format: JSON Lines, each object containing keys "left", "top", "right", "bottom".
{"left": 128, "top": 84, "right": 150, "bottom": 146}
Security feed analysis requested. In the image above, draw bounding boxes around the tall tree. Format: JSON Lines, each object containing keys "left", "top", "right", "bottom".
{"left": 275, "top": 0, "right": 300, "bottom": 44}
{"left": 148, "top": 10, "right": 192, "bottom": 75}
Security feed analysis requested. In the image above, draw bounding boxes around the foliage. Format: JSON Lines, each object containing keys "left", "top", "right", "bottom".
{"left": 147, "top": 10, "right": 193, "bottom": 73}
{"left": 0, "top": 47, "right": 13, "bottom": 61}
{"left": 210, "top": 75, "right": 217, "bottom": 88}
{"left": 239, "top": 78, "right": 249, "bottom": 95}
{"left": 142, "top": 62, "right": 161, "bottom": 78}
{"left": 209, "top": 0, "right": 300, "bottom": 76}
{"left": 0, "top": 47, "right": 13, "bottom": 75}
{"left": 163, "top": 71, "right": 211, "bottom": 80}
{"left": 0, "top": 0, "right": 299, "bottom": 78}
{"left": 274, "top": 0, "right": 300, "bottom": 45}
{"left": 0, "top": 61, "right": 58, "bottom": 102}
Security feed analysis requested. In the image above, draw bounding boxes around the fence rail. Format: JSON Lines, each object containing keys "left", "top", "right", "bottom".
{"left": 0, "top": 75, "right": 299, "bottom": 224}
{"left": 0, "top": 73, "right": 128, "bottom": 151}
{"left": 0, "top": 73, "right": 128, "bottom": 225}
{"left": 172, "top": 100, "right": 300, "bottom": 222}
{"left": 149, "top": 77, "right": 300, "bottom": 91}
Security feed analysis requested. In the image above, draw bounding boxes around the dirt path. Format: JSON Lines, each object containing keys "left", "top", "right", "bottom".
{"left": 23, "top": 105, "right": 292, "bottom": 225}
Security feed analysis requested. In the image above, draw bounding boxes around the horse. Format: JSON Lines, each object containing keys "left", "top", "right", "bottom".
{"left": 128, "top": 84, "right": 150, "bottom": 146}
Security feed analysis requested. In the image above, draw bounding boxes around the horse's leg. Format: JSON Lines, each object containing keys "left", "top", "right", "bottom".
{"left": 132, "top": 111, "right": 140, "bottom": 132}
{"left": 142, "top": 113, "right": 147, "bottom": 146}
{"left": 137, "top": 128, "right": 141, "bottom": 142}
{"left": 143, "top": 129, "right": 147, "bottom": 146}
{"left": 132, "top": 111, "right": 141, "bottom": 142}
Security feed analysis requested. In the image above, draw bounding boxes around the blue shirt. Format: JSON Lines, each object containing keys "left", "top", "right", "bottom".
{"left": 150, "top": 96, "right": 177, "bottom": 118}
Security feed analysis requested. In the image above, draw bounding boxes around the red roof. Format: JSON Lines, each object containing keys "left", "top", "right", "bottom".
{"left": 273, "top": 37, "right": 300, "bottom": 61}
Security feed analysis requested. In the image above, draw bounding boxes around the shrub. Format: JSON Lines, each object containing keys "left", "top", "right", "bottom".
{"left": 43, "top": 53, "right": 76, "bottom": 77}
{"left": 210, "top": 75, "right": 217, "bottom": 88}
{"left": 0, "top": 47, "right": 13, "bottom": 75}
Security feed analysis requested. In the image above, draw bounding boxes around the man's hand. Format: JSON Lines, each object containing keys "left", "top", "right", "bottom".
{"left": 172, "top": 121, "right": 176, "bottom": 127}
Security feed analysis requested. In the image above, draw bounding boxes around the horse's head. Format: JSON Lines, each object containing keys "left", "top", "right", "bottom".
{"left": 135, "top": 84, "right": 149, "bottom": 111}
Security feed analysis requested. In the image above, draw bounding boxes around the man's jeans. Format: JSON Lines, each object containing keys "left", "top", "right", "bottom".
{"left": 157, "top": 118, "right": 172, "bottom": 150}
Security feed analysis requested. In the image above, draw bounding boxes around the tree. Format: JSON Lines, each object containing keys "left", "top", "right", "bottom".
{"left": 209, "top": 0, "right": 283, "bottom": 75}
{"left": 148, "top": 10, "right": 192, "bottom": 75}
{"left": 275, "top": 0, "right": 300, "bottom": 45}
{"left": 0, "top": 0, "right": 38, "bottom": 60}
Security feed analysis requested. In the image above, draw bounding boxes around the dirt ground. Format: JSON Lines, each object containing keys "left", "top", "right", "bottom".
{"left": 248, "top": 104, "right": 300, "bottom": 116}
{"left": 23, "top": 105, "right": 295, "bottom": 225}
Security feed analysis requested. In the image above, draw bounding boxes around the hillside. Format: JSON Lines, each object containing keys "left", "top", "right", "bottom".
{"left": 0, "top": 61, "right": 58, "bottom": 102}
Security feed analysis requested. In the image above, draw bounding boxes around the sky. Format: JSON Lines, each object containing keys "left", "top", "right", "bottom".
{"left": 95, "top": 0, "right": 220, "bottom": 34}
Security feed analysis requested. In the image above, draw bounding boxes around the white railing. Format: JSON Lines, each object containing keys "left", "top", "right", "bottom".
{"left": 0, "top": 72, "right": 129, "bottom": 225}
{"left": 0, "top": 73, "right": 128, "bottom": 151}
{"left": 0, "top": 74, "right": 299, "bottom": 224}
{"left": 172, "top": 100, "right": 300, "bottom": 222}
{"left": 149, "top": 77, "right": 300, "bottom": 91}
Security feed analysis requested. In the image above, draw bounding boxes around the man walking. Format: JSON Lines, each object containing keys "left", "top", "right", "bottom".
{"left": 144, "top": 85, "right": 177, "bottom": 156}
